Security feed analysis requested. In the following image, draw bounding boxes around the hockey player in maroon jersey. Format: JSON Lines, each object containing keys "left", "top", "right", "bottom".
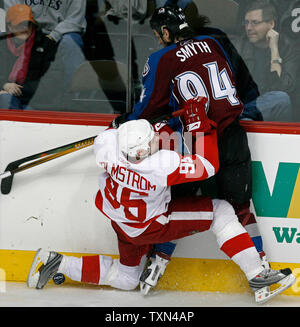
{"left": 27, "top": 97, "right": 295, "bottom": 304}
{"left": 111, "top": 5, "right": 269, "bottom": 291}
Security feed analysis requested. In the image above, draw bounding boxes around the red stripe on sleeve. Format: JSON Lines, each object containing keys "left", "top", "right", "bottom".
{"left": 220, "top": 233, "right": 255, "bottom": 258}
{"left": 95, "top": 190, "right": 103, "bottom": 212}
{"left": 81, "top": 255, "right": 100, "bottom": 284}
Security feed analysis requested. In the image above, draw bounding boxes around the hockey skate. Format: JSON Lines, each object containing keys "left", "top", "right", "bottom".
{"left": 249, "top": 268, "right": 296, "bottom": 304}
{"left": 260, "top": 252, "right": 270, "bottom": 270}
{"left": 140, "top": 254, "right": 169, "bottom": 295}
{"left": 27, "top": 248, "right": 63, "bottom": 289}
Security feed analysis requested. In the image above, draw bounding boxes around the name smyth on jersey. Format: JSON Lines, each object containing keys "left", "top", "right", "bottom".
{"left": 111, "top": 164, "right": 156, "bottom": 191}
{"left": 176, "top": 41, "right": 211, "bottom": 62}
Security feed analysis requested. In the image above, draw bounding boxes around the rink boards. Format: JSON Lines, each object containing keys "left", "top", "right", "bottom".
{"left": 1, "top": 111, "right": 300, "bottom": 297}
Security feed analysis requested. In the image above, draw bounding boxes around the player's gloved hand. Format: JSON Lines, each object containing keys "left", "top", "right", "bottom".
{"left": 109, "top": 112, "right": 130, "bottom": 128}
{"left": 183, "top": 96, "right": 216, "bottom": 133}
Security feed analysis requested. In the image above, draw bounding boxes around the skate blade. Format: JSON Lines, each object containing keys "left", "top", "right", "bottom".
{"left": 255, "top": 273, "right": 296, "bottom": 304}
{"left": 140, "top": 281, "right": 152, "bottom": 296}
{"left": 27, "top": 248, "right": 49, "bottom": 288}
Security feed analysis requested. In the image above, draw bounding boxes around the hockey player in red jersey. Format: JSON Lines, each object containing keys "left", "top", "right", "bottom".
{"left": 27, "top": 97, "right": 295, "bottom": 304}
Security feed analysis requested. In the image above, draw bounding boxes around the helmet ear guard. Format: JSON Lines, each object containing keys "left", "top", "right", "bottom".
{"left": 160, "top": 24, "right": 167, "bottom": 38}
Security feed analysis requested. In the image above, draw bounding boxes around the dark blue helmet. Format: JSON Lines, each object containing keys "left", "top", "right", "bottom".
{"left": 150, "top": 5, "right": 188, "bottom": 39}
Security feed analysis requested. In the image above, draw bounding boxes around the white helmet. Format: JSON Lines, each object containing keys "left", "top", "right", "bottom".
{"left": 118, "top": 119, "right": 155, "bottom": 159}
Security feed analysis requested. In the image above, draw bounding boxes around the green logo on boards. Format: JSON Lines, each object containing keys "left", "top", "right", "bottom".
{"left": 272, "top": 227, "right": 300, "bottom": 243}
{"left": 252, "top": 162, "right": 300, "bottom": 218}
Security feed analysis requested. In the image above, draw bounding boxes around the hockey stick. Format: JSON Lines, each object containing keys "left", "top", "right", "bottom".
{"left": 0, "top": 136, "right": 96, "bottom": 194}
{"left": 0, "top": 109, "right": 184, "bottom": 194}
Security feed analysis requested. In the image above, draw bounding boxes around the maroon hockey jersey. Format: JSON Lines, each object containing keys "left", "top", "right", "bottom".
{"left": 129, "top": 35, "right": 244, "bottom": 136}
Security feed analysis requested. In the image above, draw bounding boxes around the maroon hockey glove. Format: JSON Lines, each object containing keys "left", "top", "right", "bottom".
{"left": 183, "top": 96, "right": 216, "bottom": 133}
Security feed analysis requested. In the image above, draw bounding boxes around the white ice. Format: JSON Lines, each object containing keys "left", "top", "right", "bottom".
{"left": 0, "top": 282, "right": 300, "bottom": 307}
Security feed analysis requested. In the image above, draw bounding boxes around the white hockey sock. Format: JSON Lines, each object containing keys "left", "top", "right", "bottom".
{"left": 57, "top": 254, "right": 121, "bottom": 286}
{"left": 230, "top": 247, "right": 264, "bottom": 280}
{"left": 211, "top": 199, "right": 264, "bottom": 280}
{"left": 217, "top": 222, "right": 263, "bottom": 280}
{"left": 58, "top": 255, "right": 82, "bottom": 282}
{"left": 58, "top": 254, "right": 146, "bottom": 291}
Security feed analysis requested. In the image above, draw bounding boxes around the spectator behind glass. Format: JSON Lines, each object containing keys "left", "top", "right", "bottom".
{"left": 0, "top": 4, "right": 58, "bottom": 109}
{"left": 4, "top": 0, "right": 86, "bottom": 95}
{"left": 232, "top": 0, "right": 300, "bottom": 122}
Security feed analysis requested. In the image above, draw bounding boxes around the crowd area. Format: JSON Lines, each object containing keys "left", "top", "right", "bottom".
{"left": 0, "top": 0, "right": 299, "bottom": 121}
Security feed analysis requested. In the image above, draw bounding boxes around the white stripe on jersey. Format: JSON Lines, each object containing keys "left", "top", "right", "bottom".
{"left": 196, "top": 155, "right": 215, "bottom": 178}
{"left": 116, "top": 222, "right": 152, "bottom": 238}
{"left": 156, "top": 211, "right": 213, "bottom": 226}
{"left": 169, "top": 211, "right": 213, "bottom": 221}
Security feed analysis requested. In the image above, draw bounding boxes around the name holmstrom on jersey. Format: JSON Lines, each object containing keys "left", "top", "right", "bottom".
{"left": 176, "top": 41, "right": 212, "bottom": 62}
{"left": 101, "top": 162, "right": 157, "bottom": 191}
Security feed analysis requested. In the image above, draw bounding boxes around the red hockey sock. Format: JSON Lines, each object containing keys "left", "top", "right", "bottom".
{"left": 220, "top": 232, "right": 255, "bottom": 258}
{"left": 81, "top": 255, "right": 100, "bottom": 284}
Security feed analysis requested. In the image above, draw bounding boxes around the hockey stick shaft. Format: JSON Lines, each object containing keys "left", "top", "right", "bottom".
{"left": 0, "top": 136, "right": 95, "bottom": 181}
{"left": 0, "top": 109, "right": 184, "bottom": 193}
{"left": 7, "top": 139, "right": 94, "bottom": 176}
{"left": 0, "top": 137, "right": 94, "bottom": 181}
{"left": 7, "top": 135, "right": 96, "bottom": 169}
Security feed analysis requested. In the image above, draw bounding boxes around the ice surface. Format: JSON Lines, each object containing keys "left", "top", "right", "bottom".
{"left": 0, "top": 282, "right": 299, "bottom": 307}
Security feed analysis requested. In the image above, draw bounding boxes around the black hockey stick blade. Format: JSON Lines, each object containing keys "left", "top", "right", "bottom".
{"left": 1, "top": 162, "right": 17, "bottom": 194}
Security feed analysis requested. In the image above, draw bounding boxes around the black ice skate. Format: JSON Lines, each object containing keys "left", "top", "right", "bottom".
{"left": 27, "top": 248, "right": 63, "bottom": 289}
{"left": 140, "top": 254, "right": 169, "bottom": 295}
{"left": 249, "top": 268, "right": 296, "bottom": 304}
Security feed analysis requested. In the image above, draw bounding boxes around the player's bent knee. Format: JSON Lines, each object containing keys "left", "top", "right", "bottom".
{"left": 210, "top": 199, "right": 238, "bottom": 234}
{"left": 210, "top": 199, "right": 247, "bottom": 246}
